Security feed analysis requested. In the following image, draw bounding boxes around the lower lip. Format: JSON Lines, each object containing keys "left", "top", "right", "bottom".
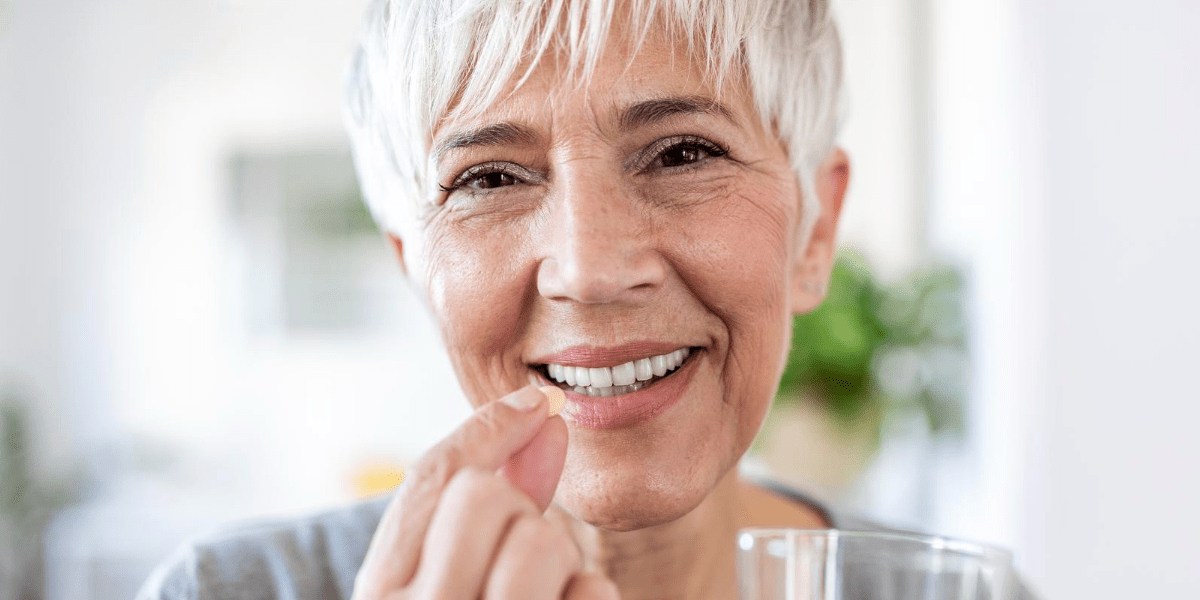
{"left": 542, "top": 350, "right": 702, "bottom": 429}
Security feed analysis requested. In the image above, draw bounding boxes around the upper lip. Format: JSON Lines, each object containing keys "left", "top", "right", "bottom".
{"left": 529, "top": 341, "right": 697, "bottom": 368}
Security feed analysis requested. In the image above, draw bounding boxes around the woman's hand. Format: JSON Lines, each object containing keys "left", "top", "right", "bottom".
{"left": 352, "top": 385, "right": 619, "bottom": 599}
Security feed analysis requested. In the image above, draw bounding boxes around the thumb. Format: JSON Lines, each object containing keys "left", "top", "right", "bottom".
{"left": 500, "top": 414, "right": 568, "bottom": 512}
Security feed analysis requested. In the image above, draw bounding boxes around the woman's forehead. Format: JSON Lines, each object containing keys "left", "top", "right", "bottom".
{"left": 431, "top": 33, "right": 755, "bottom": 151}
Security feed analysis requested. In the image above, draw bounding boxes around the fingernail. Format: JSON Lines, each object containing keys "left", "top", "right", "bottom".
{"left": 540, "top": 386, "right": 566, "bottom": 417}
{"left": 501, "top": 385, "right": 544, "bottom": 411}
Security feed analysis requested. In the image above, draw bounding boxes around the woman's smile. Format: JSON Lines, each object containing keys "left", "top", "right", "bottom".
{"left": 530, "top": 342, "right": 702, "bottom": 428}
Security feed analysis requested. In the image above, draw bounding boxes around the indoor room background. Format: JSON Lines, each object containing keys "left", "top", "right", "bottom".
{"left": 2, "top": 0, "right": 1198, "bottom": 598}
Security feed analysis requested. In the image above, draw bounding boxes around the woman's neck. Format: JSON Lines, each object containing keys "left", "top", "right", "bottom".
{"left": 550, "top": 471, "right": 829, "bottom": 599}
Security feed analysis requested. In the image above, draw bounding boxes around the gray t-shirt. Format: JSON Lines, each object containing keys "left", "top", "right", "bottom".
{"left": 136, "top": 485, "right": 1039, "bottom": 599}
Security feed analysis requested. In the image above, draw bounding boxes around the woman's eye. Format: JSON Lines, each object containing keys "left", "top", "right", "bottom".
{"left": 661, "top": 145, "right": 704, "bottom": 167}
{"left": 649, "top": 138, "right": 728, "bottom": 170}
{"left": 441, "top": 162, "right": 530, "bottom": 195}
{"left": 468, "top": 171, "right": 517, "bottom": 190}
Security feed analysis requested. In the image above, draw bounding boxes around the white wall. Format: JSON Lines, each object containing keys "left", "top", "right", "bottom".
{"left": 1026, "top": 0, "right": 1200, "bottom": 597}
{"left": 924, "top": 0, "right": 1047, "bottom": 572}
{"left": 929, "top": 0, "right": 1200, "bottom": 597}
{"left": 836, "top": 0, "right": 926, "bottom": 278}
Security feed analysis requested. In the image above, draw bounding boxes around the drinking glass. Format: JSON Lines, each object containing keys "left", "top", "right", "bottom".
{"left": 737, "top": 529, "right": 1014, "bottom": 600}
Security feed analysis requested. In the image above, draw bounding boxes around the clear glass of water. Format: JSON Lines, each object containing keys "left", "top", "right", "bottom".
{"left": 737, "top": 529, "right": 1015, "bottom": 600}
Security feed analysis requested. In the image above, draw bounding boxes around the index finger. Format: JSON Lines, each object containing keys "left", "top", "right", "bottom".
{"left": 354, "top": 385, "right": 558, "bottom": 594}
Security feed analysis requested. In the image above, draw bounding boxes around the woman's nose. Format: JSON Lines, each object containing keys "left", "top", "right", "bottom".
{"left": 536, "top": 167, "right": 666, "bottom": 304}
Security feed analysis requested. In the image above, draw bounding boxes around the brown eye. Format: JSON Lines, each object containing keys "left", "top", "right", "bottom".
{"left": 661, "top": 145, "right": 703, "bottom": 167}
{"left": 646, "top": 137, "right": 728, "bottom": 171}
{"left": 441, "top": 161, "right": 535, "bottom": 195}
{"left": 469, "top": 171, "right": 517, "bottom": 190}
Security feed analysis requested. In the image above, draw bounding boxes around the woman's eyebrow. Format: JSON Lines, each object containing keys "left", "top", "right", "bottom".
{"left": 432, "top": 122, "right": 539, "bottom": 162}
{"left": 617, "top": 95, "right": 737, "bottom": 130}
{"left": 431, "top": 96, "right": 733, "bottom": 162}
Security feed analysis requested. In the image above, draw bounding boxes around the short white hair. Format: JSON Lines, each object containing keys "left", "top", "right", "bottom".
{"left": 343, "top": 0, "right": 843, "bottom": 244}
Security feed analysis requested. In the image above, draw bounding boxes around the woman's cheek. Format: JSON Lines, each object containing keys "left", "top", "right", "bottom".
{"left": 670, "top": 179, "right": 794, "bottom": 317}
{"left": 424, "top": 224, "right": 535, "bottom": 390}
{"left": 678, "top": 182, "right": 795, "bottom": 443}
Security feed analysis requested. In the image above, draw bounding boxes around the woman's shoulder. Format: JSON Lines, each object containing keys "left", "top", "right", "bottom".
{"left": 135, "top": 494, "right": 391, "bottom": 600}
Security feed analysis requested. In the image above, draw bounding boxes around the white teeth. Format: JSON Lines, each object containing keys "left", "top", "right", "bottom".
{"left": 542, "top": 347, "right": 693, "bottom": 397}
{"left": 588, "top": 367, "right": 612, "bottom": 388}
{"left": 650, "top": 354, "right": 669, "bottom": 377}
{"left": 634, "top": 358, "right": 653, "bottom": 381}
{"left": 611, "top": 361, "right": 636, "bottom": 386}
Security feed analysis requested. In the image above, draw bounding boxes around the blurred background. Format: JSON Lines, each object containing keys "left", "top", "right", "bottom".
{"left": 1, "top": 0, "right": 1198, "bottom": 598}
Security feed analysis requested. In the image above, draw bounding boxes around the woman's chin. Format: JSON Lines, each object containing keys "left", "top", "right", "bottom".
{"left": 552, "top": 461, "right": 715, "bottom": 532}
{"left": 555, "top": 492, "right": 698, "bottom": 532}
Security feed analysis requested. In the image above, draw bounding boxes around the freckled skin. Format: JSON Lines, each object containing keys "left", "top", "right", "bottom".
{"left": 393, "top": 27, "right": 849, "bottom": 596}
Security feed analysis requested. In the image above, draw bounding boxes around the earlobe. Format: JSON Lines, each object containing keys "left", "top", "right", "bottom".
{"left": 789, "top": 148, "right": 851, "bottom": 315}
{"left": 823, "top": 149, "right": 851, "bottom": 215}
{"left": 387, "top": 233, "right": 409, "bottom": 277}
{"left": 789, "top": 255, "right": 831, "bottom": 315}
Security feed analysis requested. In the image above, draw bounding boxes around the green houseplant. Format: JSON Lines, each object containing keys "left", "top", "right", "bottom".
{"left": 755, "top": 250, "right": 969, "bottom": 490}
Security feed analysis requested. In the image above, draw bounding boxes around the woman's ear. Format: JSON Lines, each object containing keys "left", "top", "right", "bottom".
{"left": 387, "top": 233, "right": 410, "bottom": 277}
{"left": 790, "top": 148, "right": 850, "bottom": 315}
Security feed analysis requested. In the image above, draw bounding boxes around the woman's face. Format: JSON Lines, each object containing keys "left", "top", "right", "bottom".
{"left": 402, "top": 31, "right": 846, "bottom": 530}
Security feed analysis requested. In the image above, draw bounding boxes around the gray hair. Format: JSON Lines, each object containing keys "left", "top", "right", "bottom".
{"left": 343, "top": 0, "right": 843, "bottom": 244}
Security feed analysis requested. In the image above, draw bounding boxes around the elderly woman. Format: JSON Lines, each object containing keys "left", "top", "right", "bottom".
{"left": 140, "top": 0, "right": 1035, "bottom": 598}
